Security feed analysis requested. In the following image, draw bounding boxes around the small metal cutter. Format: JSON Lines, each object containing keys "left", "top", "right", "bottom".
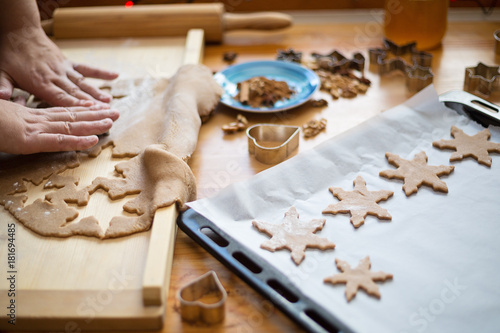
{"left": 368, "top": 39, "right": 433, "bottom": 92}
{"left": 247, "top": 124, "right": 300, "bottom": 164}
{"left": 311, "top": 50, "right": 365, "bottom": 72}
{"left": 177, "top": 271, "right": 227, "bottom": 325}
{"left": 494, "top": 30, "right": 500, "bottom": 56}
{"left": 464, "top": 62, "right": 500, "bottom": 97}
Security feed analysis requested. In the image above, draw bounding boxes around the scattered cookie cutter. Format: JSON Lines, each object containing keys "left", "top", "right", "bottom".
{"left": 494, "top": 30, "right": 500, "bottom": 56}
{"left": 276, "top": 48, "right": 303, "bottom": 63}
{"left": 368, "top": 39, "right": 433, "bottom": 92}
{"left": 247, "top": 124, "right": 300, "bottom": 164}
{"left": 311, "top": 50, "right": 365, "bottom": 72}
{"left": 177, "top": 270, "right": 227, "bottom": 325}
{"left": 464, "top": 62, "right": 500, "bottom": 97}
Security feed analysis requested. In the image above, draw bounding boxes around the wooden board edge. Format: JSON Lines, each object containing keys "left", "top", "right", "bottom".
{"left": 142, "top": 205, "right": 178, "bottom": 306}
{"left": 183, "top": 29, "right": 205, "bottom": 65}
{"left": 0, "top": 289, "right": 164, "bottom": 331}
{"left": 142, "top": 28, "right": 205, "bottom": 306}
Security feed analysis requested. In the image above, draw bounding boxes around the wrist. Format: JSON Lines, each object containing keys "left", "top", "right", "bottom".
{"left": 0, "top": 0, "right": 42, "bottom": 34}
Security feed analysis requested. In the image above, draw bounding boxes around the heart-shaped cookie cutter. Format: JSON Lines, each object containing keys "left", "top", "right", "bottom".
{"left": 177, "top": 270, "right": 227, "bottom": 325}
{"left": 247, "top": 124, "right": 300, "bottom": 164}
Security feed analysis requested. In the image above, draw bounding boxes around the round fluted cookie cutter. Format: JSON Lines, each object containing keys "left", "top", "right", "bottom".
{"left": 247, "top": 124, "right": 300, "bottom": 165}
{"left": 177, "top": 271, "right": 227, "bottom": 325}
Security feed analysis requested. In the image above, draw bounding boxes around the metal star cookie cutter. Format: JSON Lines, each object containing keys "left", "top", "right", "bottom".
{"left": 247, "top": 124, "right": 300, "bottom": 164}
{"left": 276, "top": 48, "right": 303, "bottom": 63}
{"left": 311, "top": 50, "right": 365, "bottom": 72}
{"left": 464, "top": 62, "right": 500, "bottom": 97}
{"left": 368, "top": 39, "right": 433, "bottom": 92}
{"left": 177, "top": 271, "right": 227, "bottom": 325}
{"left": 494, "top": 30, "right": 500, "bottom": 55}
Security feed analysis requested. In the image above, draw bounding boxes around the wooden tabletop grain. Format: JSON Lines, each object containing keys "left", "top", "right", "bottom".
{"left": 166, "top": 14, "right": 500, "bottom": 333}
{"left": 2, "top": 8, "right": 498, "bottom": 333}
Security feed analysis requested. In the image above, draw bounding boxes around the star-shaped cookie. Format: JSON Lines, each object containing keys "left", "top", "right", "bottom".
{"left": 324, "top": 256, "right": 393, "bottom": 302}
{"left": 379, "top": 151, "right": 454, "bottom": 196}
{"left": 252, "top": 206, "right": 335, "bottom": 265}
{"left": 433, "top": 126, "right": 500, "bottom": 167}
{"left": 322, "top": 176, "right": 393, "bottom": 228}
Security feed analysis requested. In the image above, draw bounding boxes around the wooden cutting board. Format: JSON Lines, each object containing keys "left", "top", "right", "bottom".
{"left": 0, "top": 29, "right": 204, "bottom": 331}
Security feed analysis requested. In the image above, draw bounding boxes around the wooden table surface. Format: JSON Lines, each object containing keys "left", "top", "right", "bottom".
{"left": 6, "top": 10, "right": 498, "bottom": 333}
{"left": 166, "top": 14, "right": 500, "bottom": 333}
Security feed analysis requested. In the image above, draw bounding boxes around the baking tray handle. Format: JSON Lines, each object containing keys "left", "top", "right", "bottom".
{"left": 177, "top": 208, "right": 348, "bottom": 333}
{"left": 439, "top": 90, "right": 500, "bottom": 127}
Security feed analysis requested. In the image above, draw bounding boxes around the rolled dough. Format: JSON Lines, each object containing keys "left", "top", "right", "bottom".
{"left": 0, "top": 64, "right": 222, "bottom": 239}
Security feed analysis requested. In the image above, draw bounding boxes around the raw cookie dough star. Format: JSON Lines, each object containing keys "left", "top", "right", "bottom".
{"left": 252, "top": 206, "right": 336, "bottom": 265}
{"left": 433, "top": 126, "right": 500, "bottom": 167}
{"left": 322, "top": 175, "right": 393, "bottom": 228}
{"left": 324, "top": 256, "right": 393, "bottom": 302}
{"left": 379, "top": 151, "right": 454, "bottom": 196}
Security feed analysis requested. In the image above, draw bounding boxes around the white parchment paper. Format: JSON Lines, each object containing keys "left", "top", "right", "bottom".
{"left": 188, "top": 86, "right": 500, "bottom": 333}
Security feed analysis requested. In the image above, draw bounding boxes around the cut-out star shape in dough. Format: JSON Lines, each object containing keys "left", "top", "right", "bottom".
{"left": 379, "top": 151, "right": 454, "bottom": 196}
{"left": 433, "top": 126, "right": 500, "bottom": 167}
{"left": 252, "top": 206, "right": 335, "bottom": 265}
{"left": 324, "top": 256, "right": 393, "bottom": 302}
{"left": 322, "top": 176, "right": 393, "bottom": 228}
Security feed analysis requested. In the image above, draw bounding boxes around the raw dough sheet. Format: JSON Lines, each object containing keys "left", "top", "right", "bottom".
{"left": 188, "top": 86, "right": 500, "bottom": 333}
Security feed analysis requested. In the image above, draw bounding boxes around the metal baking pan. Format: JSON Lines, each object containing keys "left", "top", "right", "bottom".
{"left": 177, "top": 90, "right": 499, "bottom": 333}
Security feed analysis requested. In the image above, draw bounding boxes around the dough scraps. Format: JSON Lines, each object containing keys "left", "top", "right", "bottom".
{"left": 0, "top": 64, "right": 222, "bottom": 239}
{"left": 379, "top": 151, "right": 455, "bottom": 196}
{"left": 432, "top": 126, "right": 500, "bottom": 167}
{"left": 302, "top": 118, "right": 327, "bottom": 138}
{"left": 252, "top": 206, "right": 335, "bottom": 265}
{"left": 323, "top": 256, "right": 393, "bottom": 302}
{"left": 322, "top": 175, "right": 393, "bottom": 228}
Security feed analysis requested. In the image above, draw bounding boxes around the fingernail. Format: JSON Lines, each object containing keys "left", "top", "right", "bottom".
{"left": 80, "top": 99, "right": 94, "bottom": 107}
{"left": 110, "top": 109, "right": 120, "bottom": 120}
{"left": 99, "top": 93, "right": 112, "bottom": 102}
{"left": 86, "top": 136, "right": 99, "bottom": 145}
{"left": 94, "top": 102, "right": 110, "bottom": 109}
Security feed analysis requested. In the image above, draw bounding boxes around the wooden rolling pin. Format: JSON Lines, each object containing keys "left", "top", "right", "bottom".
{"left": 43, "top": 3, "right": 292, "bottom": 42}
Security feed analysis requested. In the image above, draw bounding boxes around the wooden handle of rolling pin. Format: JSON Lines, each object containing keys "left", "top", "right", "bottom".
{"left": 46, "top": 3, "right": 292, "bottom": 43}
{"left": 224, "top": 11, "right": 292, "bottom": 31}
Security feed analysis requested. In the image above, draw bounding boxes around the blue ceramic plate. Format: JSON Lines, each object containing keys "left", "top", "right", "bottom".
{"left": 214, "top": 60, "right": 320, "bottom": 113}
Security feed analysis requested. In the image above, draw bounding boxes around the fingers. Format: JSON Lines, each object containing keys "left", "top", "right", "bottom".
{"left": 53, "top": 73, "right": 101, "bottom": 105}
{"left": 44, "top": 118, "right": 113, "bottom": 137}
{"left": 44, "top": 70, "right": 115, "bottom": 106}
{"left": 32, "top": 134, "right": 99, "bottom": 153}
{"left": 25, "top": 105, "right": 119, "bottom": 154}
{"left": 12, "top": 95, "right": 27, "bottom": 106}
{"left": 37, "top": 82, "right": 90, "bottom": 107}
{"left": 0, "top": 71, "right": 14, "bottom": 100}
{"left": 40, "top": 105, "right": 119, "bottom": 137}
{"left": 73, "top": 63, "right": 119, "bottom": 80}
{"left": 43, "top": 105, "right": 119, "bottom": 122}
{"left": 67, "top": 70, "right": 113, "bottom": 103}
{"left": 39, "top": 105, "right": 118, "bottom": 136}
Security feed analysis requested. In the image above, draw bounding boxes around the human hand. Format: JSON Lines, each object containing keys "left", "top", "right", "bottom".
{"left": 0, "top": 30, "right": 119, "bottom": 107}
{"left": 0, "top": 99, "right": 119, "bottom": 154}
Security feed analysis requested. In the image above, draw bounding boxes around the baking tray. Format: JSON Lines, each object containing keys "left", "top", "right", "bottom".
{"left": 178, "top": 90, "right": 500, "bottom": 333}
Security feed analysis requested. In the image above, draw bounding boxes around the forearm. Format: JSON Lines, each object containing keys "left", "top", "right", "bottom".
{"left": 0, "top": 0, "right": 41, "bottom": 34}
